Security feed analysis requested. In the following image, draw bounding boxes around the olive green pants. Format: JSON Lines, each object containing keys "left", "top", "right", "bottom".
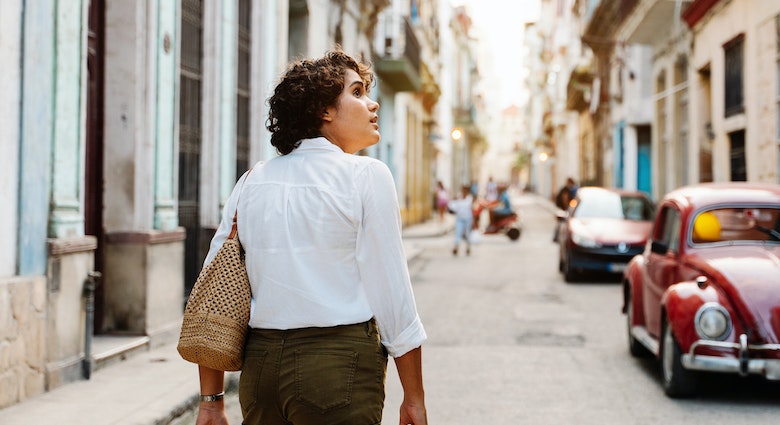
{"left": 239, "top": 319, "right": 388, "bottom": 425}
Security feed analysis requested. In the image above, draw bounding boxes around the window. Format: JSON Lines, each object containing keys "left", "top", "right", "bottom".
{"left": 236, "top": 0, "right": 251, "bottom": 179}
{"left": 572, "top": 191, "right": 654, "bottom": 221}
{"left": 653, "top": 207, "right": 681, "bottom": 254}
{"left": 692, "top": 207, "right": 780, "bottom": 245}
{"left": 724, "top": 35, "right": 744, "bottom": 117}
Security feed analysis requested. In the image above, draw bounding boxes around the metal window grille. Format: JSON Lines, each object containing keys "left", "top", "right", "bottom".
{"left": 236, "top": 0, "right": 251, "bottom": 179}
{"left": 179, "top": 0, "right": 204, "bottom": 296}
{"left": 724, "top": 35, "right": 744, "bottom": 117}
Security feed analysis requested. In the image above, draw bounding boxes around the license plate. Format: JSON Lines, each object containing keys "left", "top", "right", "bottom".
{"left": 609, "top": 263, "right": 627, "bottom": 273}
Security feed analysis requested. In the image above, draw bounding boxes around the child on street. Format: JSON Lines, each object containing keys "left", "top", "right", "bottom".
{"left": 448, "top": 185, "right": 474, "bottom": 256}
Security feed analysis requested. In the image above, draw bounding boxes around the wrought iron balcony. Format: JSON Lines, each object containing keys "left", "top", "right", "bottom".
{"left": 566, "top": 62, "right": 594, "bottom": 111}
{"left": 375, "top": 16, "right": 421, "bottom": 92}
{"left": 453, "top": 104, "right": 476, "bottom": 126}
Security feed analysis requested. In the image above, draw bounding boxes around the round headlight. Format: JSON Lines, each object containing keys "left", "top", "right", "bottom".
{"left": 694, "top": 303, "right": 732, "bottom": 340}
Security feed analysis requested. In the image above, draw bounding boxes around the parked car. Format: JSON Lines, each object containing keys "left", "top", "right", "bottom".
{"left": 623, "top": 182, "right": 780, "bottom": 398}
{"left": 557, "top": 187, "right": 655, "bottom": 282}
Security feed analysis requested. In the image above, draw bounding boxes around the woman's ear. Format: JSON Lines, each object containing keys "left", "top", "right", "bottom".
{"left": 321, "top": 107, "right": 334, "bottom": 122}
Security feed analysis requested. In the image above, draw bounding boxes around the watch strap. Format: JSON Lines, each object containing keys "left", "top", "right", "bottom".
{"left": 199, "top": 392, "right": 225, "bottom": 402}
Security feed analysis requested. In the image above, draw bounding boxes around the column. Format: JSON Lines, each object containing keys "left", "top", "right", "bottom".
{"left": 50, "top": 0, "right": 86, "bottom": 239}
{"left": 218, "top": 0, "right": 238, "bottom": 202}
{"left": 0, "top": 0, "right": 22, "bottom": 276}
{"left": 103, "top": 0, "right": 184, "bottom": 345}
{"left": 154, "top": 0, "right": 180, "bottom": 231}
{"left": 201, "top": 0, "right": 237, "bottom": 227}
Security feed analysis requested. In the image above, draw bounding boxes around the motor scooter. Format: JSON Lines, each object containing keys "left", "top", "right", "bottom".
{"left": 472, "top": 200, "right": 522, "bottom": 241}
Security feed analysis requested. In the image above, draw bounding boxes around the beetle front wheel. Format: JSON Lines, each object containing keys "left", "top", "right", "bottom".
{"left": 626, "top": 289, "right": 649, "bottom": 357}
{"left": 660, "top": 318, "right": 697, "bottom": 398}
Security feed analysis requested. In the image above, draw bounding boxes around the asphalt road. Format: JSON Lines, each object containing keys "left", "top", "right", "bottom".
{"left": 181, "top": 193, "right": 780, "bottom": 424}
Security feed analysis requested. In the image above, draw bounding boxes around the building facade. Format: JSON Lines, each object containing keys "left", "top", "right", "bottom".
{"left": 559, "top": 0, "right": 780, "bottom": 203}
{"left": 1, "top": 0, "right": 475, "bottom": 410}
{"left": 683, "top": 0, "right": 780, "bottom": 185}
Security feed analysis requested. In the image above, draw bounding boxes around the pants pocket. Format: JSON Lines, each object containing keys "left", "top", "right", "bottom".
{"left": 294, "top": 349, "right": 358, "bottom": 413}
{"left": 239, "top": 348, "right": 268, "bottom": 416}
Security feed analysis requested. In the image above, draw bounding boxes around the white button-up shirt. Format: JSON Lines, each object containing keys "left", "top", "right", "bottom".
{"left": 204, "top": 137, "right": 426, "bottom": 357}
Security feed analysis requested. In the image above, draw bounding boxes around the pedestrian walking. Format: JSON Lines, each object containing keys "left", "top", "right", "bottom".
{"left": 555, "top": 177, "right": 578, "bottom": 210}
{"left": 553, "top": 177, "right": 579, "bottom": 241}
{"left": 194, "top": 49, "right": 428, "bottom": 425}
{"left": 436, "top": 180, "right": 449, "bottom": 222}
{"left": 448, "top": 185, "right": 474, "bottom": 256}
{"left": 485, "top": 176, "right": 498, "bottom": 202}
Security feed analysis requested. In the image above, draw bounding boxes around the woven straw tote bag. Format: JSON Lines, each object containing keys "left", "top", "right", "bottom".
{"left": 178, "top": 171, "right": 253, "bottom": 371}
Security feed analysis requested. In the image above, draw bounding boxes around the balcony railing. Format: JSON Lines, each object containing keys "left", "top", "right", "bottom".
{"left": 453, "top": 104, "right": 476, "bottom": 126}
{"left": 375, "top": 16, "right": 421, "bottom": 92}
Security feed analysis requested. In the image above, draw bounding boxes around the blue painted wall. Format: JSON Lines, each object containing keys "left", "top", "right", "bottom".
{"left": 18, "top": 1, "right": 55, "bottom": 275}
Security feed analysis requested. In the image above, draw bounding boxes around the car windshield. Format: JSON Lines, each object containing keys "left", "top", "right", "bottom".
{"left": 573, "top": 192, "right": 654, "bottom": 221}
{"left": 690, "top": 206, "right": 780, "bottom": 245}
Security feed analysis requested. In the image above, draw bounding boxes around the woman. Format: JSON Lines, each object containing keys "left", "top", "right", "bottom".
{"left": 195, "top": 50, "right": 428, "bottom": 425}
{"left": 435, "top": 180, "right": 449, "bottom": 221}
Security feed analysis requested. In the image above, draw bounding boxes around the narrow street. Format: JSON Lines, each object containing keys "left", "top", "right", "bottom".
{"left": 204, "top": 193, "right": 780, "bottom": 425}
{"left": 381, "top": 193, "right": 780, "bottom": 424}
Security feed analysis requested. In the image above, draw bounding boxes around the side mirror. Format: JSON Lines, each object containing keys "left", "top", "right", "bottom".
{"left": 650, "top": 240, "right": 668, "bottom": 255}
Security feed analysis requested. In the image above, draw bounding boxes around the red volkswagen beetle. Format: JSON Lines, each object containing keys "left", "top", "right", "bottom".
{"left": 623, "top": 182, "right": 780, "bottom": 397}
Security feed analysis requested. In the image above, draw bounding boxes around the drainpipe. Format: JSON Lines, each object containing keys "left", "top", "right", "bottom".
{"left": 83, "top": 271, "right": 102, "bottom": 379}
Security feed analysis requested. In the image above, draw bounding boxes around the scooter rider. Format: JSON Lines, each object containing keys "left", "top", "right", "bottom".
{"left": 488, "top": 184, "right": 514, "bottom": 231}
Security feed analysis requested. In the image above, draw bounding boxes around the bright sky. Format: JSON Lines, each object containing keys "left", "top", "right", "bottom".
{"left": 452, "top": 0, "right": 541, "bottom": 109}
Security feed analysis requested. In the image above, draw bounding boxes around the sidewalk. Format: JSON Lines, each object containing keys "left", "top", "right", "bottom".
{"left": 0, "top": 217, "right": 453, "bottom": 425}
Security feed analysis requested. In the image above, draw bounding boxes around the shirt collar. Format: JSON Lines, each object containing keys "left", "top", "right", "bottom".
{"left": 297, "top": 137, "right": 344, "bottom": 153}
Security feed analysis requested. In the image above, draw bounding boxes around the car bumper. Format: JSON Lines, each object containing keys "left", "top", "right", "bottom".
{"left": 682, "top": 334, "right": 780, "bottom": 380}
{"left": 567, "top": 248, "right": 640, "bottom": 274}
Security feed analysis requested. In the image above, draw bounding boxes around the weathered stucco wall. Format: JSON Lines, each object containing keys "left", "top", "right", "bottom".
{"left": 0, "top": 276, "right": 47, "bottom": 409}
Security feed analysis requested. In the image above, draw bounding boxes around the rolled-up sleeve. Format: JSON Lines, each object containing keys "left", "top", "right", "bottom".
{"left": 355, "top": 161, "right": 427, "bottom": 357}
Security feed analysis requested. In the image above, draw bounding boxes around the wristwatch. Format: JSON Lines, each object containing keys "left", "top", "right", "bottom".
{"left": 199, "top": 392, "right": 225, "bottom": 402}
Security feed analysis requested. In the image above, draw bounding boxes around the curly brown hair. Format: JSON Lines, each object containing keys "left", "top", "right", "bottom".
{"left": 266, "top": 49, "right": 374, "bottom": 155}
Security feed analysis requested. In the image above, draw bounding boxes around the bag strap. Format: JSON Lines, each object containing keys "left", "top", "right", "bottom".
{"left": 228, "top": 167, "right": 254, "bottom": 239}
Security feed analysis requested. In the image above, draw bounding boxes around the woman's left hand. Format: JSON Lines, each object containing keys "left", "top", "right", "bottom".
{"left": 196, "top": 402, "right": 230, "bottom": 425}
{"left": 399, "top": 399, "right": 427, "bottom": 425}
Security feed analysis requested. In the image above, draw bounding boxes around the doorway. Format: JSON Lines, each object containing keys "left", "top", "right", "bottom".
{"left": 179, "top": 0, "right": 205, "bottom": 296}
{"left": 637, "top": 125, "right": 652, "bottom": 196}
{"left": 85, "top": 0, "right": 105, "bottom": 332}
{"left": 729, "top": 130, "right": 747, "bottom": 181}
